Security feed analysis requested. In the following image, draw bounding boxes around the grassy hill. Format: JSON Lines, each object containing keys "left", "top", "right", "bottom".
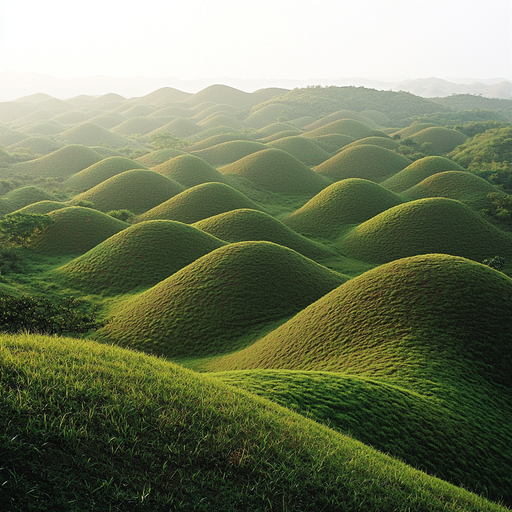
{"left": 152, "top": 154, "right": 226, "bottom": 187}
{"left": 267, "top": 136, "right": 331, "bottom": 166}
{"left": 12, "top": 200, "right": 69, "bottom": 215}
{"left": 29, "top": 206, "right": 129, "bottom": 255}
{"left": 70, "top": 169, "right": 184, "bottom": 214}
{"left": 7, "top": 136, "right": 62, "bottom": 156}
{"left": 193, "top": 208, "right": 337, "bottom": 261}
{"left": 284, "top": 178, "right": 405, "bottom": 238}
{"left": 134, "top": 148, "right": 186, "bottom": 167}
{"left": 340, "top": 197, "right": 512, "bottom": 263}
{"left": 244, "top": 103, "right": 292, "bottom": 129}
{"left": 381, "top": 156, "right": 469, "bottom": 192}
{"left": 95, "top": 241, "right": 348, "bottom": 359}
{"left": 306, "top": 133, "right": 356, "bottom": 152}
{"left": 220, "top": 148, "right": 331, "bottom": 195}
{"left": 410, "top": 126, "right": 469, "bottom": 154}
{"left": 3, "top": 186, "right": 55, "bottom": 210}
{"left": 187, "top": 133, "right": 254, "bottom": 152}
{"left": 191, "top": 141, "right": 268, "bottom": 166}
{"left": 304, "top": 110, "right": 379, "bottom": 130}
{"left": 147, "top": 118, "right": 202, "bottom": 138}
{"left": 57, "top": 220, "right": 226, "bottom": 295}
{"left": 2, "top": 333, "right": 506, "bottom": 511}
{"left": 314, "top": 145, "right": 412, "bottom": 183}
{"left": 58, "top": 123, "right": 129, "bottom": 148}
{"left": 304, "top": 119, "right": 377, "bottom": 139}
{"left": 136, "top": 182, "right": 265, "bottom": 224}
{"left": 64, "top": 156, "right": 149, "bottom": 192}
{"left": 341, "top": 136, "right": 400, "bottom": 152}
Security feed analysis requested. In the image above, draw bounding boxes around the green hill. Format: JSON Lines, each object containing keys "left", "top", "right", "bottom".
{"left": 284, "top": 178, "right": 405, "bottom": 238}
{"left": 87, "top": 112, "right": 126, "bottom": 129}
{"left": 360, "top": 109, "right": 392, "bottom": 126}
{"left": 147, "top": 117, "right": 202, "bottom": 138}
{"left": 12, "top": 200, "right": 69, "bottom": 215}
{"left": 191, "top": 141, "right": 268, "bottom": 166}
{"left": 257, "top": 130, "right": 304, "bottom": 143}
{"left": 52, "top": 111, "right": 91, "bottom": 125}
{"left": 134, "top": 148, "right": 186, "bottom": 167}
{"left": 64, "top": 156, "right": 149, "bottom": 192}
{"left": 57, "top": 220, "right": 226, "bottom": 295}
{"left": 402, "top": 170, "right": 502, "bottom": 210}
{"left": 411, "top": 126, "right": 469, "bottom": 154}
{"left": 306, "top": 133, "right": 356, "bottom": 152}
{"left": 244, "top": 103, "right": 292, "bottom": 129}
{"left": 20, "top": 121, "right": 66, "bottom": 136}
{"left": 111, "top": 117, "right": 165, "bottom": 135}
{"left": 315, "top": 145, "right": 412, "bottom": 183}
{"left": 188, "top": 132, "right": 254, "bottom": 152}
{"left": 2, "top": 333, "right": 505, "bottom": 511}
{"left": 220, "top": 148, "right": 331, "bottom": 195}
{"left": 341, "top": 136, "right": 400, "bottom": 152}
{"left": 304, "top": 119, "right": 377, "bottom": 139}
{"left": 133, "top": 86, "right": 191, "bottom": 104}
{"left": 136, "top": 182, "right": 265, "bottom": 224}
{"left": 4, "top": 186, "right": 55, "bottom": 209}
{"left": 152, "top": 154, "right": 226, "bottom": 187}
{"left": 7, "top": 136, "right": 62, "bottom": 156}
{"left": 70, "top": 169, "right": 184, "bottom": 214}
{"left": 96, "top": 241, "right": 347, "bottom": 358}
{"left": 304, "top": 110, "right": 379, "bottom": 130}
{"left": 255, "top": 122, "right": 302, "bottom": 138}
{"left": 381, "top": 156, "right": 468, "bottom": 192}
{"left": 191, "top": 103, "right": 240, "bottom": 121}
{"left": 193, "top": 209, "right": 337, "bottom": 261}
{"left": 117, "top": 104, "right": 155, "bottom": 118}
{"left": 392, "top": 122, "right": 439, "bottom": 139}
{"left": 183, "top": 84, "right": 254, "bottom": 107}
{"left": 29, "top": 206, "right": 129, "bottom": 255}
{"left": 58, "top": 123, "right": 129, "bottom": 148}
{"left": 197, "top": 114, "right": 245, "bottom": 130}
{"left": 267, "top": 136, "right": 331, "bottom": 166}
{"left": 0, "top": 130, "right": 29, "bottom": 146}
{"left": 340, "top": 197, "right": 512, "bottom": 263}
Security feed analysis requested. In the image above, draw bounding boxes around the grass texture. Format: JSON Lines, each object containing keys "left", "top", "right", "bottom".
{"left": 70, "top": 170, "right": 185, "bottom": 215}
{"left": 191, "top": 141, "right": 268, "bottom": 166}
{"left": 340, "top": 197, "right": 512, "bottom": 263}
{"left": 1, "top": 333, "right": 507, "bottom": 511}
{"left": 267, "top": 136, "right": 331, "bottom": 166}
{"left": 314, "top": 145, "right": 412, "bottom": 183}
{"left": 411, "top": 127, "right": 469, "bottom": 154}
{"left": 96, "top": 241, "right": 348, "bottom": 358}
{"left": 304, "top": 119, "right": 376, "bottom": 139}
{"left": 283, "top": 178, "right": 405, "bottom": 239}
{"left": 220, "top": 149, "right": 331, "bottom": 195}
{"left": 57, "top": 220, "right": 226, "bottom": 295}
{"left": 13, "top": 200, "right": 69, "bottom": 215}
{"left": 3, "top": 186, "right": 55, "bottom": 210}
{"left": 136, "top": 182, "right": 265, "bottom": 225}
{"left": 135, "top": 148, "right": 186, "bottom": 167}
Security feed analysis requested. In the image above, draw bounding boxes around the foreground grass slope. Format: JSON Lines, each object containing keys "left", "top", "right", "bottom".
{"left": 2, "top": 334, "right": 507, "bottom": 511}
{"left": 95, "top": 241, "right": 348, "bottom": 359}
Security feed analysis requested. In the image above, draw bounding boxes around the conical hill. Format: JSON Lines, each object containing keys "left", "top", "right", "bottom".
{"left": 4, "top": 186, "right": 55, "bottom": 210}
{"left": 284, "top": 179, "right": 405, "bottom": 238}
{"left": 340, "top": 197, "right": 512, "bottom": 263}
{"left": 304, "top": 110, "right": 379, "bottom": 131}
{"left": 59, "top": 123, "right": 129, "bottom": 148}
{"left": 381, "top": 156, "right": 468, "bottom": 192}
{"left": 193, "top": 209, "right": 337, "bottom": 261}
{"left": 220, "top": 148, "right": 331, "bottom": 195}
{"left": 187, "top": 132, "right": 254, "bottom": 152}
{"left": 13, "top": 200, "right": 69, "bottom": 215}
{"left": 95, "top": 241, "right": 348, "bottom": 358}
{"left": 136, "top": 182, "right": 265, "bottom": 224}
{"left": 70, "top": 169, "right": 184, "bottom": 214}
{"left": 304, "top": 119, "right": 376, "bottom": 139}
{"left": 135, "top": 148, "right": 186, "bottom": 167}
{"left": 152, "top": 154, "right": 226, "bottom": 187}
{"left": 191, "top": 141, "right": 268, "bottom": 166}
{"left": 29, "top": 206, "right": 129, "bottom": 255}
{"left": 64, "top": 156, "right": 149, "bottom": 192}
{"left": 314, "top": 145, "right": 412, "bottom": 183}
{"left": 341, "top": 136, "right": 399, "bottom": 152}
{"left": 268, "top": 136, "right": 331, "bottom": 166}
{"left": 57, "top": 220, "right": 226, "bottom": 295}
{"left": 411, "top": 126, "right": 468, "bottom": 154}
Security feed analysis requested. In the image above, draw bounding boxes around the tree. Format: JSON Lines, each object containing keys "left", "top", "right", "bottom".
{"left": 482, "top": 256, "right": 506, "bottom": 271}
{"left": 107, "top": 209, "right": 135, "bottom": 223}
{"left": 0, "top": 213, "right": 55, "bottom": 247}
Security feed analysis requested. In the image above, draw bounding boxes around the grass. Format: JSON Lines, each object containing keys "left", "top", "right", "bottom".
{"left": 315, "top": 145, "right": 412, "bottom": 183}
{"left": 392, "top": 123, "right": 439, "bottom": 139}
{"left": 244, "top": 103, "right": 292, "bottom": 129}
{"left": 12, "top": 200, "right": 69, "bottom": 215}
{"left": 197, "top": 114, "right": 245, "bottom": 131}
{"left": 304, "top": 110, "right": 379, "bottom": 131}
{"left": 70, "top": 169, "right": 185, "bottom": 215}
{"left": 381, "top": 156, "right": 468, "bottom": 192}
{"left": 283, "top": 178, "right": 405, "bottom": 239}
{"left": 7, "top": 136, "right": 62, "bottom": 156}
{"left": 255, "top": 123, "right": 302, "bottom": 139}
{"left": 305, "top": 133, "right": 356, "bottom": 152}
{"left": 20, "top": 122, "right": 66, "bottom": 136}
{"left": 111, "top": 117, "right": 165, "bottom": 135}
{"left": 147, "top": 118, "right": 202, "bottom": 138}
{"left": 188, "top": 133, "right": 254, "bottom": 152}
{"left": 341, "top": 136, "right": 400, "bottom": 152}
{"left": 64, "top": 156, "right": 149, "bottom": 192}
{"left": 267, "top": 136, "right": 331, "bottom": 166}
{"left": 153, "top": 154, "right": 226, "bottom": 187}
{"left": 411, "top": 127, "right": 469, "bottom": 154}
{"left": 220, "top": 148, "right": 332, "bottom": 195}
{"left": 58, "top": 123, "right": 129, "bottom": 148}
{"left": 2, "top": 333, "right": 507, "bottom": 511}
{"left": 135, "top": 148, "right": 186, "bottom": 167}
{"left": 191, "top": 141, "right": 268, "bottom": 166}
{"left": 340, "top": 197, "right": 512, "bottom": 263}
{"left": 304, "top": 119, "right": 377, "bottom": 139}
{"left": 95, "top": 241, "right": 348, "bottom": 359}
{"left": 136, "top": 182, "right": 265, "bottom": 225}
{"left": 4, "top": 186, "right": 55, "bottom": 210}
{"left": 56, "top": 220, "right": 226, "bottom": 295}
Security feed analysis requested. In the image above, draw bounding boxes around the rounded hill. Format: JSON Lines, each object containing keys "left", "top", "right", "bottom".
{"left": 7, "top": 136, "right": 62, "bottom": 156}
{"left": 220, "top": 148, "right": 331, "bottom": 195}
{"left": 315, "top": 145, "right": 412, "bottom": 183}
{"left": 304, "top": 110, "right": 379, "bottom": 131}
{"left": 136, "top": 182, "right": 265, "bottom": 224}
{"left": 64, "top": 156, "right": 149, "bottom": 192}
{"left": 58, "top": 123, "right": 129, "bottom": 148}
{"left": 187, "top": 132, "right": 254, "bottom": 152}
{"left": 341, "top": 136, "right": 399, "bottom": 152}
{"left": 411, "top": 126, "right": 469, "bottom": 154}
{"left": 13, "top": 200, "right": 68, "bottom": 215}
{"left": 96, "top": 241, "right": 348, "bottom": 358}
{"left": 340, "top": 197, "right": 512, "bottom": 263}
{"left": 392, "top": 123, "right": 439, "bottom": 139}
{"left": 29, "top": 206, "right": 129, "bottom": 255}
{"left": 197, "top": 114, "right": 245, "bottom": 130}
{"left": 4, "top": 186, "right": 55, "bottom": 210}
{"left": 304, "top": 119, "right": 376, "bottom": 139}
{"left": 191, "top": 140, "right": 268, "bottom": 166}
{"left": 70, "top": 169, "right": 184, "bottom": 214}
{"left": 307, "top": 133, "right": 356, "bottom": 153}
{"left": 152, "top": 154, "right": 226, "bottom": 187}
{"left": 134, "top": 148, "right": 186, "bottom": 167}
{"left": 57, "top": 220, "right": 226, "bottom": 295}
{"left": 20, "top": 121, "right": 66, "bottom": 136}
{"left": 267, "top": 136, "right": 331, "bottom": 166}
{"left": 284, "top": 178, "right": 405, "bottom": 238}
{"left": 193, "top": 209, "right": 337, "bottom": 261}
{"left": 255, "top": 122, "right": 301, "bottom": 138}
{"left": 111, "top": 117, "right": 164, "bottom": 135}
{"left": 147, "top": 117, "right": 202, "bottom": 138}
{"left": 244, "top": 103, "right": 292, "bottom": 129}
{"left": 381, "top": 156, "right": 468, "bottom": 192}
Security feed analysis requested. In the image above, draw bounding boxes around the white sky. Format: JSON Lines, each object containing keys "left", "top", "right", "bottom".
{"left": 0, "top": 0, "right": 511, "bottom": 80}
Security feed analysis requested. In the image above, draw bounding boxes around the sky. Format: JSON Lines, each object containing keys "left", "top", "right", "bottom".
{"left": 0, "top": 0, "right": 511, "bottom": 81}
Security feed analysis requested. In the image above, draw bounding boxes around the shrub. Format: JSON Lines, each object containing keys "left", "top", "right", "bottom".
{"left": 0, "top": 213, "right": 55, "bottom": 247}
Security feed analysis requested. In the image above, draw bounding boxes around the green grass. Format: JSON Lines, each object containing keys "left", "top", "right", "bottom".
{"left": 12, "top": 200, "right": 69, "bottom": 215}
{"left": 153, "top": 154, "right": 226, "bottom": 187}
{"left": 267, "top": 136, "right": 331, "bottom": 166}
{"left": 20, "top": 122, "right": 66, "bottom": 136}
{"left": 360, "top": 109, "right": 392, "bottom": 126}
{"left": 392, "top": 123, "right": 439, "bottom": 139}
{"left": 3, "top": 186, "right": 55, "bottom": 210}
{"left": 197, "top": 114, "right": 245, "bottom": 131}
{"left": 255, "top": 123, "right": 301, "bottom": 138}
{"left": 7, "top": 136, "right": 62, "bottom": 156}
{"left": 257, "top": 130, "right": 306, "bottom": 143}
{"left": 315, "top": 145, "right": 412, "bottom": 183}
{"left": 147, "top": 118, "right": 202, "bottom": 138}
{"left": 87, "top": 112, "right": 126, "bottom": 129}
{"left": 193, "top": 208, "right": 338, "bottom": 262}
{"left": 340, "top": 197, "right": 512, "bottom": 263}
{"left": 191, "top": 103, "right": 240, "bottom": 121}
{"left": 70, "top": 169, "right": 185, "bottom": 214}
{"left": 410, "top": 126, "right": 469, "bottom": 154}
{"left": 191, "top": 141, "right": 268, "bottom": 166}
{"left": 304, "top": 119, "right": 377, "bottom": 139}
{"left": 188, "top": 133, "right": 254, "bottom": 152}
{"left": 305, "top": 133, "right": 356, "bottom": 152}
{"left": 304, "top": 110, "right": 379, "bottom": 131}
{"left": 220, "top": 148, "right": 332, "bottom": 195}
{"left": 0, "top": 130, "right": 30, "bottom": 146}
{"left": 56, "top": 220, "right": 226, "bottom": 295}
{"left": 95, "top": 240, "right": 348, "bottom": 359}
{"left": 111, "top": 117, "right": 165, "bottom": 135}
{"left": 52, "top": 110, "right": 91, "bottom": 125}
{"left": 244, "top": 103, "right": 292, "bottom": 129}
{"left": 2, "top": 333, "right": 507, "bottom": 511}
{"left": 135, "top": 148, "right": 186, "bottom": 167}
{"left": 29, "top": 206, "right": 129, "bottom": 256}
{"left": 381, "top": 156, "right": 468, "bottom": 192}
{"left": 283, "top": 178, "right": 405, "bottom": 239}
{"left": 341, "top": 136, "right": 400, "bottom": 152}
{"left": 64, "top": 156, "right": 149, "bottom": 192}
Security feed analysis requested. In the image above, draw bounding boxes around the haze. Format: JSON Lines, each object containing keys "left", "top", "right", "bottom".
{"left": 1, "top": 0, "right": 511, "bottom": 82}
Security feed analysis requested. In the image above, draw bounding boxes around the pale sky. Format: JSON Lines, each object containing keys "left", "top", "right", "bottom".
{"left": 1, "top": 0, "right": 511, "bottom": 80}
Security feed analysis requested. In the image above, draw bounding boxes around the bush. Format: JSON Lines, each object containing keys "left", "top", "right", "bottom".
{"left": 482, "top": 256, "right": 506, "bottom": 271}
{"left": 107, "top": 209, "right": 135, "bottom": 223}
{"left": 0, "top": 213, "right": 55, "bottom": 247}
